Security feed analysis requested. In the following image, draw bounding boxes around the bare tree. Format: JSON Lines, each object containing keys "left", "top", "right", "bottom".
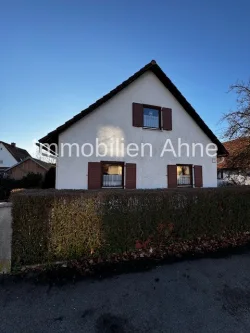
{"left": 221, "top": 80, "right": 250, "bottom": 170}
{"left": 222, "top": 80, "right": 250, "bottom": 139}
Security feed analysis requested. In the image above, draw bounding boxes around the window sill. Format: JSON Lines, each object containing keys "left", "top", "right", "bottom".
{"left": 142, "top": 126, "right": 162, "bottom": 130}
{"left": 102, "top": 187, "right": 123, "bottom": 189}
{"left": 177, "top": 185, "right": 193, "bottom": 188}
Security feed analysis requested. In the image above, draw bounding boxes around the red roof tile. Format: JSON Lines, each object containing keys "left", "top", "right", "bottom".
{"left": 218, "top": 137, "right": 250, "bottom": 169}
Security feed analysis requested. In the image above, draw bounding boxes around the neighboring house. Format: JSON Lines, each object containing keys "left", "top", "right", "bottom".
{"left": 217, "top": 137, "right": 250, "bottom": 185}
{"left": 5, "top": 157, "right": 54, "bottom": 180}
{"left": 0, "top": 141, "right": 30, "bottom": 172}
{"left": 39, "top": 60, "right": 227, "bottom": 190}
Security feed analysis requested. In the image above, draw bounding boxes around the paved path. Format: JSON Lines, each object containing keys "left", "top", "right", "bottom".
{"left": 1, "top": 253, "right": 250, "bottom": 333}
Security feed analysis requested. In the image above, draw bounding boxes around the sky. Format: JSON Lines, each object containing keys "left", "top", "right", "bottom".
{"left": 0, "top": 0, "right": 250, "bottom": 155}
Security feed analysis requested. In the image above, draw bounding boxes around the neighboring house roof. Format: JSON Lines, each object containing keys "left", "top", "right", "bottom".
{"left": 32, "top": 158, "right": 55, "bottom": 170}
{"left": 5, "top": 157, "right": 55, "bottom": 172}
{"left": 218, "top": 137, "right": 250, "bottom": 169}
{"left": 0, "top": 141, "right": 30, "bottom": 162}
{"left": 39, "top": 60, "right": 228, "bottom": 156}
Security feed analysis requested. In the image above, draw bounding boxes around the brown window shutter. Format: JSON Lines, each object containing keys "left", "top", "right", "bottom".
{"left": 88, "top": 162, "right": 101, "bottom": 189}
{"left": 194, "top": 165, "right": 203, "bottom": 187}
{"left": 167, "top": 165, "right": 177, "bottom": 188}
{"left": 125, "top": 163, "right": 136, "bottom": 189}
{"left": 162, "top": 108, "right": 172, "bottom": 130}
{"left": 132, "top": 103, "right": 143, "bottom": 127}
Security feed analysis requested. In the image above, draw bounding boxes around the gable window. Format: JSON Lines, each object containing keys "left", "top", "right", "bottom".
{"left": 143, "top": 107, "right": 160, "bottom": 128}
{"left": 102, "top": 162, "right": 124, "bottom": 188}
{"left": 177, "top": 165, "right": 192, "bottom": 186}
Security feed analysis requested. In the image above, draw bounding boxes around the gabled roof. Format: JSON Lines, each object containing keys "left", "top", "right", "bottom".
{"left": 32, "top": 158, "right": 55, "bottom": 170}
{"left": 39, "top": 60, "right": 228, "bottom": 156}
{"left": 5, "top": 156, "right": 55, "bottom": 172}
{"left": 0, "top": 141, "right": 30, "bottom": 162}
{"left": 218, "top": 137, "right": 250, "bottom": 169}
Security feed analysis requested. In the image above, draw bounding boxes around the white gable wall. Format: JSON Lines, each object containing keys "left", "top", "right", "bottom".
{"left": 0, "top": 143, "right": 17, "bottom": 168}
{"left": 57, "top": 71, "right": 217, "bottom": 189}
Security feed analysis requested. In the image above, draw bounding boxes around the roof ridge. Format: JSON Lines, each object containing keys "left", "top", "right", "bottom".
{"left": 0, "top": 140, "right": 30, "bottom": 162}
{"left": 0, "top": 140, "right": 29, "bottom": 151}
{"left": 5, "top": 156, "right": 54, "bottom": 172}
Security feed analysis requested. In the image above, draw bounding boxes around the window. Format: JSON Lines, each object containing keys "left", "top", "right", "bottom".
{"left": 217, "top": 170, "right": 224, "bottom": 179}
{"left": 143, "top": 107, "right": 160, "bottom": 128}
{"left": 177, "top": 165, "right": 192, "bottom": 186}
{"left": 0, "top": 160, "right": 3, "bottom": 164}
{"left": 102, "top": 162, "right": 124, "bottom": 187}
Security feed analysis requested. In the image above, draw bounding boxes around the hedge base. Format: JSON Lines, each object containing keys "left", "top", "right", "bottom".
{"left": 5, "top": 232, "right": 250, "bottom": 285}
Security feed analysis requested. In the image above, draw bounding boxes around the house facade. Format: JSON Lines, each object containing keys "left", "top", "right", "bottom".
{"left": 39, "top": 60, "right": 227, "bottom": 190}
{"left": 218, "top": 137, "right": 250, "bottom": 186}
{"left": 0, "top": 141, "right": 30, "bottom": 172}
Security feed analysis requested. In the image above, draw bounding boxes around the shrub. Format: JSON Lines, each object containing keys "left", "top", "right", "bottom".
{"left": 11, "top": 187, "right": 250, "bottom": 266}
{"left": 0, "top": 173, "right": 43, "bottom": 201}
{"left": 0, "top": 177, "right": 17, "bottom": 201}
{"left": 20, "top": 172, "right": 43, "bottom": 188}
{"left": 42, "top": 167, "right": 56, "bottom": 189}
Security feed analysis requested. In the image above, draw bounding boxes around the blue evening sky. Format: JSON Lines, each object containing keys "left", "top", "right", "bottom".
{"left": 1, "top": 0, "right": 249, "bottom": 154}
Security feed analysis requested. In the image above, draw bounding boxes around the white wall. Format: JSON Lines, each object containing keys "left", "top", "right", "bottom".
{"left": 0, "top": 143, "right": 17, "bottom": 168}
{"left": 0, "top": 202, "right": 12, "bottom": 274}
{"left": 57, "top": 71, "right": 217, "bottom": 189}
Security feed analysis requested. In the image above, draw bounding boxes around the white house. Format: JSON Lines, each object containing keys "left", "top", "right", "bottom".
{"left": 0, "top": 141, "right": 30, "bottom": 173}
{"left": 217, "top": 137, "right": 250, "bottom": 186}
{"left": 39, "top": 60, "right": 227, "bottom": 190}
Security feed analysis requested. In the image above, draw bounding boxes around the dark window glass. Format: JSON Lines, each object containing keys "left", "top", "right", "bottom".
{"left": 217, "top": 170, "right": 223, "bottom": 179}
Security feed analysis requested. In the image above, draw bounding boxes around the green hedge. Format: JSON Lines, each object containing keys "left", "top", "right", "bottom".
{"left": 0, "top": 173, "right": 43, "bottom": 201}
{"left": 11, "top": 187, "right": 250, "bottom": 266}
